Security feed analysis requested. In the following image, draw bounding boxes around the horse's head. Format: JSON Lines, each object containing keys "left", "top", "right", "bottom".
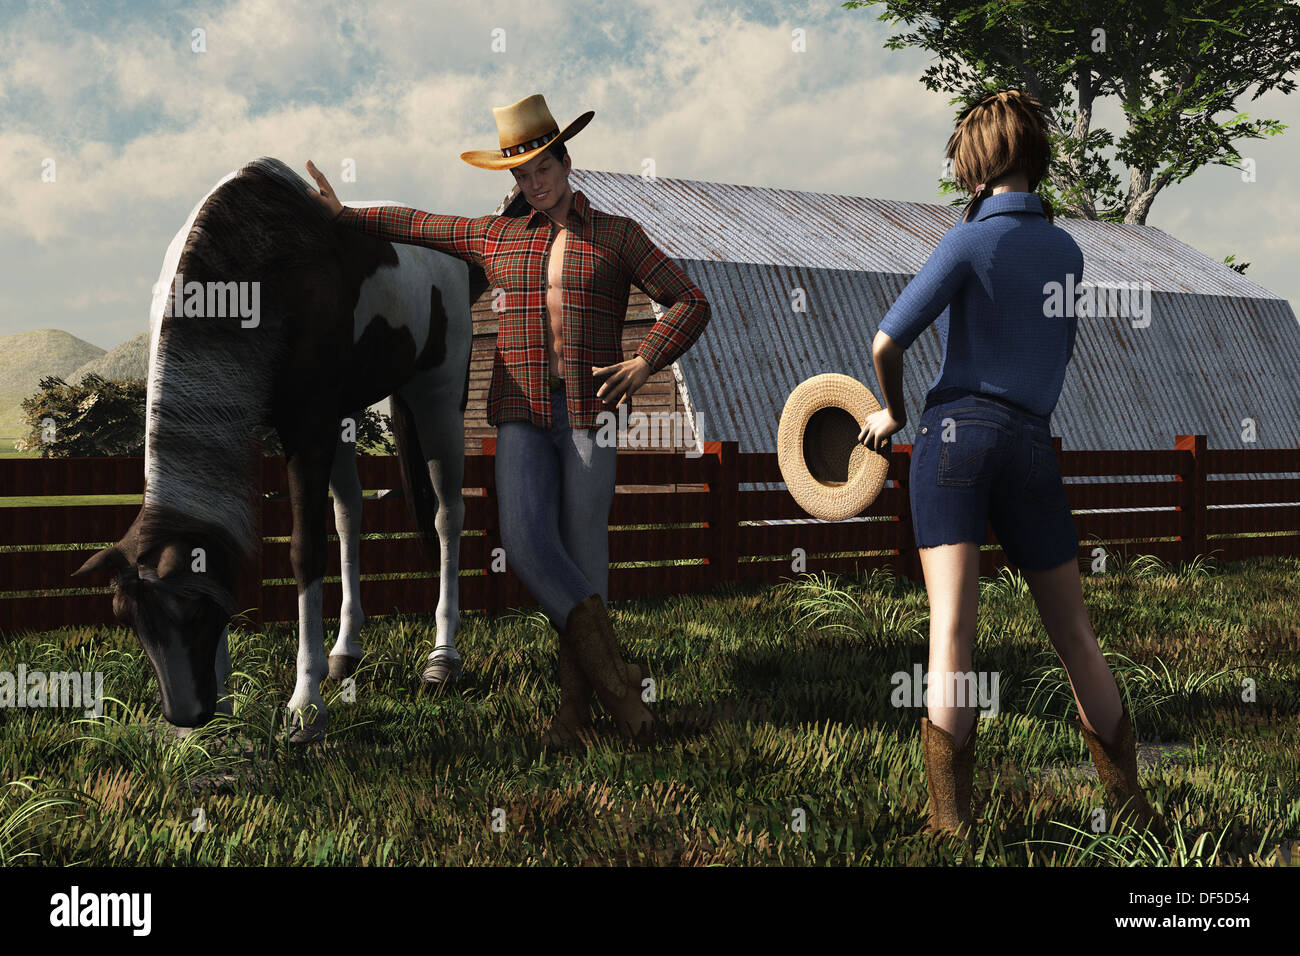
{"left": 75, "top": 532, "right": 235, "bottom": 727}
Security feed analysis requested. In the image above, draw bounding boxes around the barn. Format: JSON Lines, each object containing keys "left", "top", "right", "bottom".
{"left": 462, "top": 169, "right": 1299, "bottom": 455}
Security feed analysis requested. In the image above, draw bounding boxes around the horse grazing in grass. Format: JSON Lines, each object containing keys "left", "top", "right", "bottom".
{"left": 74, "top": 156, "right": 486, "bottom": 742}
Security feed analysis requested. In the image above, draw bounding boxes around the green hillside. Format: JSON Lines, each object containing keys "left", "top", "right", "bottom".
{"left": 69, "top": 331, "right": 149, "bottom": 384}
{"left": 0, "top": 329, "right": 106, "bottom": 441}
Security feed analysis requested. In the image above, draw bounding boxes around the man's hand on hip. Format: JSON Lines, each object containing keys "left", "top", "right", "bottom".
{"left": 592, "top": 355, "right": 652, "bottom": 408}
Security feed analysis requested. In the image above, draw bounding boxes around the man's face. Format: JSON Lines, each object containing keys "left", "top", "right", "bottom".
{"left": 511, "top": 150, "right": 572, "bottom": 213}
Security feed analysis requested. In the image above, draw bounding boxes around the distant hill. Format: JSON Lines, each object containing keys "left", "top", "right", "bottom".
{"left": 0, "top": 330, "right": 106, "bottom": 439}
{"left": 69, "top": 332, "right": 149, "bottom": 384}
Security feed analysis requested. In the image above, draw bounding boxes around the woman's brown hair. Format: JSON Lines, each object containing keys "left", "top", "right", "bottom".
{"left": 946, "top": 88, "right": 1055, "bottom": 224}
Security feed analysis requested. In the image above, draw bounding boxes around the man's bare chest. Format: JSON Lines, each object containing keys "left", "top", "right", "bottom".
{"left": 547, "top": 227, "right": 567, "bottom": 292}
{"left": 484, "top": 224, "right": 627, "bottom": 303}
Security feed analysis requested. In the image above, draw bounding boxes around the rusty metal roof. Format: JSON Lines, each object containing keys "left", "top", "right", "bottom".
{"left": 569, "top": 168, "right": 1280, "bottom": 298}
{"left": 568, "top": 168, "right": 1300, "bottom": 471}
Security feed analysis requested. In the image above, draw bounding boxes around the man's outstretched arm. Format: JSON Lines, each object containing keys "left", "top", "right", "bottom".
{"left": 334, "top": 204, "right": 490, "bottom": 267}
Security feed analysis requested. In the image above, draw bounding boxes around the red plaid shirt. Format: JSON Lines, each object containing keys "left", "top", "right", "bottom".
{"left": 335, "top": 189, "right": 711, "bottom": 429}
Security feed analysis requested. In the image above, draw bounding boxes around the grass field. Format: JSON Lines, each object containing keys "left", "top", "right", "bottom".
{"left": 1, "top": 552, "right": 1297, "bottom": 866}
{"left": 0, "top": 438, "right": 28, "bottom": 459}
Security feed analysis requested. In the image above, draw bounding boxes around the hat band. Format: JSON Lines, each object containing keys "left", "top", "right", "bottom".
{"left": 501, "top": 127, "right": 560, "bottom": 158}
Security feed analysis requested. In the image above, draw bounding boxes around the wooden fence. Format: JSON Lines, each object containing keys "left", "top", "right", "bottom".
{"left": 2, "top": 435, "right": 1298, "bottom": 634}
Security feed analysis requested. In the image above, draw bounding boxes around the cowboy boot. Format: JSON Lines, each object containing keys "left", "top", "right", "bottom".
{"left": 541, "top": 629, "right": 595, "bottom": 748}
{"left": 920, "top": 716, "right": 977, "bottom": 854}
{"left": 1077, "top": 702, "right": 1171, "bottom": 842}
{"left": 564, "top": 593, "right": 654, "bottom": 742}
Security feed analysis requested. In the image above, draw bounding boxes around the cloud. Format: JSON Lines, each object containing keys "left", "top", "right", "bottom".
{"left": 0, "top": 0, "right": 1296, "bottom": 349}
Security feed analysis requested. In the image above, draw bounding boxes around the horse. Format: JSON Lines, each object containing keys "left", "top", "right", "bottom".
{"left": 73, "top": 156, "right": 486, "bottom": 742}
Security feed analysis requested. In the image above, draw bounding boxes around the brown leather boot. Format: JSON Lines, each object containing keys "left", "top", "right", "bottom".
{"left": 564, "top": 594, "right": 654, "bottom": 742}
{"left": 1077, "top": 702, "right": 1171, "bottom": 842}
{"left": 920, "top": 716, "right": 977, "bottom": 853}
{"left": 541, "top": 630, "right": 595, "bottom": 749}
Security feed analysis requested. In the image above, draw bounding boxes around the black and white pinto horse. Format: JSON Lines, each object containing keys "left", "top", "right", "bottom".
{"left": 74, "top": 157, "right": 486, "bottom": 742}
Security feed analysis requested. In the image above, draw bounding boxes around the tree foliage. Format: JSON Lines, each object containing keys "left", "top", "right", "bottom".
{"left": 17, "top": 375, "right": 395, "bottom": 458}
{"left": 845, "top": 0, "right": 1300, "bottom": 224}
{"left": 17, "top": 374, "right": 146, "bottom": 457}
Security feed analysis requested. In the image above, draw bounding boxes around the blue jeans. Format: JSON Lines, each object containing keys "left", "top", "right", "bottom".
{"left": 909, "top": 389, "right": 1078, "bottom": 571}
{"left": 495, "top": 388, "right": 618, "bottom": 628}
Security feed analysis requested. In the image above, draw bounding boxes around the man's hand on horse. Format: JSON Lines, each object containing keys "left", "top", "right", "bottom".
{"left": 304, "top": 160, "right": 343, "bottom": 220}
{"left": 592, "top": 356, "right": 652, "bottom": 408}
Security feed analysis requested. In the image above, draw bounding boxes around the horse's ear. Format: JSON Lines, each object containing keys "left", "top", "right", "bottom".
{"left": 73, "top": 545, "right": 129, "bottom": 579}
{"left": 156, "top": 543, "right": 187, "bottom": 579}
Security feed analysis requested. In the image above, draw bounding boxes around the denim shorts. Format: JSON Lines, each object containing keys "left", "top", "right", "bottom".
{"left": 908, "top": 389, "right": 1078, "bottom": 571}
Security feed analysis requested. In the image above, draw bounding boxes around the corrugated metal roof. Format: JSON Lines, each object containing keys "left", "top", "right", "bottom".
{"left": 566, "top": 169, "right": 1300, "bottom": 477}
{"left": 570, "top": 169, "right": 1282, "bottom": 298}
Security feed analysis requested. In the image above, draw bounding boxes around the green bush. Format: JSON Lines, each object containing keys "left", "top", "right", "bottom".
{"left": 16, "top": 374, "right": 146, "bottom": 458}
{"left": 16, "top": 374, "right": 394, "bottom": 458}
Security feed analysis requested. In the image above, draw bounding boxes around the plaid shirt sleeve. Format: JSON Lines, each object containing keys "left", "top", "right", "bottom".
{"left": 334, "top": 204, "right": 490, "bottom": 266}
{"left": 620, "top": 219, "right": 711, "bottom": 374}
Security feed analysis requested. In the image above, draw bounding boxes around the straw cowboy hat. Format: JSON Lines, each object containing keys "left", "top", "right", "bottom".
{"left": 777, "top": 373, "right": 891, "bottom": 521}
{"left": 460, "top": 93, "right": 595, "bottom": 170}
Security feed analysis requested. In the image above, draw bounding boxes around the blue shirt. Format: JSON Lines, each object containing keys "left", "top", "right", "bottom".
{"left": 877, "top": 191, "right": 1084, "bottom": 419}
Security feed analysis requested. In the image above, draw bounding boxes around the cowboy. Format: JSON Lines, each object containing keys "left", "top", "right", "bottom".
{"left": 306, "top": 94, "right": 711, "bottom": 745}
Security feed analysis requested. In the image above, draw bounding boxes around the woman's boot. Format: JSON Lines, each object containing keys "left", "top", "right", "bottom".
{"left": 541, "top": 631, "right": 595, "bottom": 748}
{"left": 920, "top": 716, "right": 977, "bottom": 853}
{"left": 1077, "top": 702, "right": 1171, "bottom": 842}
{"left": 563, "top": 593, "right": 654, "bottom": 742}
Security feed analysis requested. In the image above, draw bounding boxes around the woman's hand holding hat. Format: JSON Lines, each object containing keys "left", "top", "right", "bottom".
{"left": 777, "top": 373, "right": 892, "bottom": 521}
{"left": 859, "top": 406, "right": 904, "bottom": 454}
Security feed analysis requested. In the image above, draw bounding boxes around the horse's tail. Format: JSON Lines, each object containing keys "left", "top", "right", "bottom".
{"left": 389, "top": 394, "right": 440, "bottom": 561}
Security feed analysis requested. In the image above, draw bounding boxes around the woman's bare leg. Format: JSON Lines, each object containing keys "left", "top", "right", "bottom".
{"left": 918, "top": 542, "right": 981, "bottom": 743}
{"left": 1021, "top": 557, "right": 1122, "bottom": 742}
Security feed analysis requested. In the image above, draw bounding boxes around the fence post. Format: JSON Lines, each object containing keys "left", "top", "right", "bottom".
{"left": 1175, "top": 434, "right": 1207, "bottom": 565}
{"left": 706, "top": 441, "right": 740, "bottom": 589}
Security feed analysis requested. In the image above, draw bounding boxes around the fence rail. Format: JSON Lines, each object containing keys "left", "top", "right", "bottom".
{"left": 3, "top": 434, "right": 1298, "bottom": 633}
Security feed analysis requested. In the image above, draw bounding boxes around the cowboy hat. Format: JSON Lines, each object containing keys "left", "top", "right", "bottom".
{"left": 460, "top": 93, "right": 595, "bottom": 170}
{"left": 777, "top": 373, "right": 891, "bottom": 521}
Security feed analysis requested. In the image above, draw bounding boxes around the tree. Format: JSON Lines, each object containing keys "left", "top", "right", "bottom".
{"left": 845, "top": 0, "right": 1300, "bottom": 224}
{"left": 17, "top": 374, "right": 395, "bottom": 457}
{"left": 17, "top": 375, "right": 147, "bottom": 457}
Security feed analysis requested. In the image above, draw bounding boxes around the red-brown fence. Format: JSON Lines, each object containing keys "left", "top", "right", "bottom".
{"left": 2, "top": 435, "right": 1298, "bottom": 634}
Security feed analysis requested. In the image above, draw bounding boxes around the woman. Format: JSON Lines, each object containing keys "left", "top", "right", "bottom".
{"left": 858, "top": 88, "right": 1169, "bottom": 848}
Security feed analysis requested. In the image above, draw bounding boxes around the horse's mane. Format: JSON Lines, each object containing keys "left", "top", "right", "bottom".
{"left": 175, "top": 157, "right": 340, "bottom": 323}
{"left": 143, "top": 157, "right": 352, "bottom": 564}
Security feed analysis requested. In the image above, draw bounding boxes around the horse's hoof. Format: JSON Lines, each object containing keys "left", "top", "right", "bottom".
{"left": 328, "top": 654, "right": 360, "bottom": 681}
{"left": 286, "top": 709, "right": 328, "bottom": 744}
{"left": 421, "top": 654, "right": 462, "bottom": 686}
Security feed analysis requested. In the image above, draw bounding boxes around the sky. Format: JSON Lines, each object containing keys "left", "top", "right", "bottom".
{"left": 1, "top": 0, "right": 1297, "bottom": 350}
